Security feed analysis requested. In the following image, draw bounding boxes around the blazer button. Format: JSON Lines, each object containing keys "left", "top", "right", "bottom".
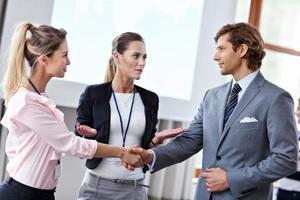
{"left": 216, "top": 155, "right": 221, "bottom": 160}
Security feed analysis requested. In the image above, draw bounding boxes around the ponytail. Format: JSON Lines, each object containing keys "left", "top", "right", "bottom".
{"left": 3, "top": 22, "right": 32, "bottom": 103}
{"left": 103, "top": 56, "right": 116, "bottom": 82}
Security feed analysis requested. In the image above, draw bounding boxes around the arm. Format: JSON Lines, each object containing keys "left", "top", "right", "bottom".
{"left": 17, "top": 101, "right": 144, "bottom": 168}
{"left": 227, "top": 92, "right": 298, "bottom": 198}
{"left": 150, "top": 101, "right": 204, "bottom": 172}
{"left": 148, "top": 128, "right": 185, "bottom": 147}
{"left": 75, "top": 86, "right": 95, "bottom": 138}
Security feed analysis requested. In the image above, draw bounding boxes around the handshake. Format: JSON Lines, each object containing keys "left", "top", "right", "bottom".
{"left": 120, "top": 147, "right": 154, "bottom": 171}
{"left": 76, "top": 123, "right": 185, "bottom": 171}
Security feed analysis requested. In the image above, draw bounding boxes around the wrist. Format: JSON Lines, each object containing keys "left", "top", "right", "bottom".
{"left": 150, "top": 140, "right": 156, "bottom": 146}
{"left": 119, "top": 147, "right": 126, "bottom": 159}
{"left": 152, "top": 137, "right": 162, "bottom": 145}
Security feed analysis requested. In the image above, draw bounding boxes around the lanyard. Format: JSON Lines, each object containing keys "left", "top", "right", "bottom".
{"left": 28, "top": 78, "right": 41, "bottom": 95}
{"left": 112, "top": 89, "right": 135, "bottom": 147}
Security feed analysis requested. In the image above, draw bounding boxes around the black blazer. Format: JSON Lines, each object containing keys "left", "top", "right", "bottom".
{"left": 76, "top": 82, "right": 159, "bottom": 171}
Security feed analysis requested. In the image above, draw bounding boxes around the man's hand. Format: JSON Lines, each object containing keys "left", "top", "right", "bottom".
{"left": 152, "top": 128, "right": 185, "bottom": 145}
{"left": 76, "top": 123, "right": 97, "bottom": 137}
{"left": 202, "top": 167, "right": 229, "bottom": 192}
{"left": 121, "top": 146, "right": 144, "bottom": 170}
{"left": 121, "top": 148, "right": 155, "bottom": 170}
{"left": 141, "top": 149, "right": 154, "bottom": 165}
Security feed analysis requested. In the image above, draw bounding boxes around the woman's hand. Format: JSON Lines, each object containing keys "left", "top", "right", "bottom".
{"left": 151, "top": 127, "right": 185, "bottom": 146}
{"left": 76, "top": 123, "right": 97, "bottom": 138}
{"left": 121, "top": 146, "right": 144, "bottom": 171}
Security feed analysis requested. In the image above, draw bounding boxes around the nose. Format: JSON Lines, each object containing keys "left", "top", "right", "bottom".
{"left": 138, "top": 58, "right": 145, "bottom": 67}
{"left": 66, "top": 57, "right": 71, "bottom": 65}
{"left": 213, "top": 52, "right": 219, "bottom": 61}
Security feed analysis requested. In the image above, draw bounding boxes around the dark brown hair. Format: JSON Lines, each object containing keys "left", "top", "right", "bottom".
{"left": 214, "top": 22, "right": 265, "bottom": 70}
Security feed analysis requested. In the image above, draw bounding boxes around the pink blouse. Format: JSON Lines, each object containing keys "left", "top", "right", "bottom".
{"left": 1, "top": 88, "right": 97, "bottom": 189}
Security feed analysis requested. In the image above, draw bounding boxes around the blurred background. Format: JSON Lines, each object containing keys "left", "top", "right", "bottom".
{"left": 0, "top": 0, "right": 299, "bottom": 199}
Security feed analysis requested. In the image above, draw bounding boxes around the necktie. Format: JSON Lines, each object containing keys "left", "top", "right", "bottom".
{"left": 223, "top": 83, "right": 241, "bottom": 126}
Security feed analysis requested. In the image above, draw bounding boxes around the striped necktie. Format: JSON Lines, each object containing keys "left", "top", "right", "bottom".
{"left": 223, "top": 83, "right": 241, "bottom": 126}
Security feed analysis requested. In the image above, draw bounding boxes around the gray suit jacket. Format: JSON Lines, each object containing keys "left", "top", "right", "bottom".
{"left": 152, "top": 72, "right": 298, "bottom": 200}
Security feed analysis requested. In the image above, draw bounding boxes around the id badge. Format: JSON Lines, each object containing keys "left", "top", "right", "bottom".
{"left": 54, "top": 161, "right": 62, "bottom": 179}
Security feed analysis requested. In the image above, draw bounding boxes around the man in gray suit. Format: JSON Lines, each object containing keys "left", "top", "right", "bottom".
{"left": 140, "top": 23, "right": 298, "bottom": 200}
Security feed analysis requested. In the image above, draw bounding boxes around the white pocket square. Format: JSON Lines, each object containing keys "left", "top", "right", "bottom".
{"left": 240, "top": 116, "right": 258, "bottom": 123}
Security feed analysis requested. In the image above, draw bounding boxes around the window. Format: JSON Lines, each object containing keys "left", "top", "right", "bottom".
{"left": 236, "top": 0, "right": 300, "bottom": 107}
{"left": 51, "top": 0, "right": 204, "bottom": 100}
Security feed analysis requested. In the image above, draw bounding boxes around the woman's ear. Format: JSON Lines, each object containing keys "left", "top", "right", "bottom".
{"left": 239, "top": 44, "right": 249, "bottom": 58}
{"left": 39, "top": 55, "right": 49, "bottom": 66}
{"left": 112, "top": 51, "right": 120, "bottom": 65}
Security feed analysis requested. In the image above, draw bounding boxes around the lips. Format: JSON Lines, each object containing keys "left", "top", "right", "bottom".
{"left": 135, "top": 69, "right": 143, "bottom": 73}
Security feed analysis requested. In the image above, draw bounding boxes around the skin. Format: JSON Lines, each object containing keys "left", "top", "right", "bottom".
{"left": 138, "top": 33, "right": 258, "bottom": 191}
{"left": 202, "top": 33, "right": 256, "bottom": 192}
{"left": 76, "top": 40, "right": 184, "bottom": 169}
{"left": 24, "top": 39, "right": 144, "bottom": 169}
{"left": 26, "top": 39, "right": 70, "bottom": 93}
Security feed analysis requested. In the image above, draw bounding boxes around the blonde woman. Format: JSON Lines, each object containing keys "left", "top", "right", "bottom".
{"left": 0, "top": 23, "right": 143, "bottom": 200}
{"left": 76, "top": 32, "right": 184, "bottom": 200}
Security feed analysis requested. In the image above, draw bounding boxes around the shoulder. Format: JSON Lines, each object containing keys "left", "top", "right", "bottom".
{"left": 85, "top": 82, "right": 111, "bottom": 93}
{"left": 262, "top": 80, "right": 289, "bottom": 96}
{"left": 135, "top": 85, "right": 158, "bottom": 100}
{"left": 135, "top": 85, "right": 159, "bottom": 108}
{"left": 204, "top": 82, "right": 230, "bottom": 100}
{"left": 81, "top": 82, "right": 112, "bottom": 101}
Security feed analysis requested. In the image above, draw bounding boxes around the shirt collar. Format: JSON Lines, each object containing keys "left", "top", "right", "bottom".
{"left": 232, "top": 70, "right": 259, "bottom": 92}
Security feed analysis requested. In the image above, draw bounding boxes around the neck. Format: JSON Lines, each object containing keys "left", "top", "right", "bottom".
{"left": 25, "top": 72, "right": 50, "bottom": 94}
{"left": 232, "top": 62, "right": 256, "bottom": 81}
{"left": 112, "top": 76, "right": 134, "bottom": 93}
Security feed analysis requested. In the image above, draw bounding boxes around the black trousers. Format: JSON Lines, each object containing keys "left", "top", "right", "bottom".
{"left": 277, "top": 188, "right": 300, "bottom": 200}
{"left": 0, "top": 177, "right": 55, "bottom": 200}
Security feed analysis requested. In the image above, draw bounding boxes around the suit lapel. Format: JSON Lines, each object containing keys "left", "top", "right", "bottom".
{"left": 218, "top": 82, "right": 232, "bottom": 136}
{"left": 218, "top": 72, "right": 265, "bottom": 144}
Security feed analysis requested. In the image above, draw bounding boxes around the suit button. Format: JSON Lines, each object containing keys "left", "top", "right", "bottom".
{"left": 216, "top": 155, "right": 221, "bottom": 160}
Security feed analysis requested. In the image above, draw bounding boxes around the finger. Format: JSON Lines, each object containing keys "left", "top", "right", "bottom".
{"left": 201, "top": 172, "right": 210, "bottom": 178}
{"left": 129, "top": 145, "right": 139, "bottom": 148}
{"left": 130, "top": 147, "right": 144, "bottom": 154}
{"left": 205, "top": 168, "right": 215, "bottom": 172}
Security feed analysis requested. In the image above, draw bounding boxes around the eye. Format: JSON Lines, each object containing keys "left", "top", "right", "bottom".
{"left": 132, "top": 54, "right": 140, "bottom": 59}
{"left": 143, "top": 55, "right": 147, "bottom": 59}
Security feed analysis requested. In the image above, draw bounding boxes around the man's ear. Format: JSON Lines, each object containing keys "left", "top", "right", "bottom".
{"left": 239, "top": 44, "right": 249, "bottom": 58}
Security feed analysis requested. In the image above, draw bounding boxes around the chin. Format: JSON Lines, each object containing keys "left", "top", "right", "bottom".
{"left": 220, "top": 70, "right": 230, "bottom": 75}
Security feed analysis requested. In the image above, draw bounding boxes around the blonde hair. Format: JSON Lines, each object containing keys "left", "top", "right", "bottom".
{"left": 104, "top": 32, "right": 144, "bottom": 82}
{"left": 2, "top": 22, "right": 66, "bottom": 103}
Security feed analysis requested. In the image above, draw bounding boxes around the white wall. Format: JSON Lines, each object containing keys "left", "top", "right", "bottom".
{"left": 0, "top": 0, "right": 232, "bottom": 122}
{"left": 0, "top": 0, "right": 237, "bottom": 199}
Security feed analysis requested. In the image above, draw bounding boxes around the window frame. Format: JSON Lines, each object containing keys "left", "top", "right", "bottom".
{"left": 248, "top": 0, "right": 300, "bottom": 57}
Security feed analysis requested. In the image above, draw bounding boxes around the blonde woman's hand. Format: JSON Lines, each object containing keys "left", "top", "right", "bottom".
{"left": 76, "top": 123, "right": 97, "bottom": 138}
{"left": 121, "top": 146, "right": 144, "bottom": 171}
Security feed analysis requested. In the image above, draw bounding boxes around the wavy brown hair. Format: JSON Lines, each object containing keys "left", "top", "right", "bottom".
{"left": 214, "top": 22, "right": 266, "bottom": 70}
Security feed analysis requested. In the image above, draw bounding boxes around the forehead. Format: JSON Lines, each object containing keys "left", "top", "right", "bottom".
{"left": 56, "top": 39, "right": 68, "bottom": 52}
{"left": 126, "top": 41, "right": 146, "bottom": 53}
{"left": 216, "top": 33, "right": 232, "bottom": 46}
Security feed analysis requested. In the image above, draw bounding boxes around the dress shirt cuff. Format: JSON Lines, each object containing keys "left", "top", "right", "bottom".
{"left": 147, "top": 149, "right": 156, "bottom": 173}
